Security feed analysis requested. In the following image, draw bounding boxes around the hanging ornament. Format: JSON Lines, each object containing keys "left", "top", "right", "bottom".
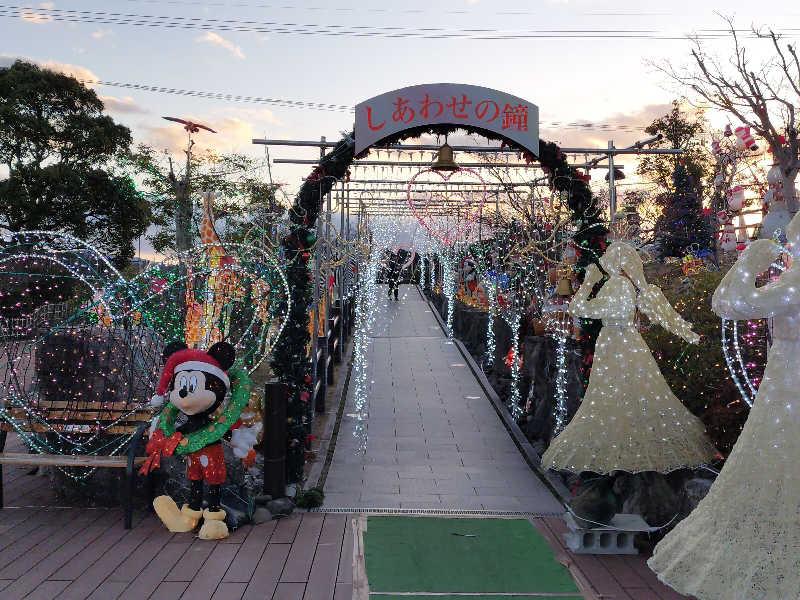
{"left": 719, "top": 224, "right": 738, "bottom": 252}
{"left": 728, "top": 186, "right": 745, "bottom": 212}
{"left": 767, "top": 164, "right": 784, "bottom": 186}
{"left": 734, "top": 126, "right": 758, "bottom": 151}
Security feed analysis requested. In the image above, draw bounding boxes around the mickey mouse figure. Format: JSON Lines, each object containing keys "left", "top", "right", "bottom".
{"left": 140, "top": 341, "right": 260, "bottom": 540}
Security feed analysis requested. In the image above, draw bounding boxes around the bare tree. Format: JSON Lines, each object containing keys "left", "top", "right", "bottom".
{"left": 655, "top": 16, "right": 800, "bottom": 212}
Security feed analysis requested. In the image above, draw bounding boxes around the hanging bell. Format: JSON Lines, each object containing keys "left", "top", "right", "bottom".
{"left": 432, "top": 143, "right": 459, "bottom": 171}
{"left": 555, "top": 277, "right": 573, "bottom": 296}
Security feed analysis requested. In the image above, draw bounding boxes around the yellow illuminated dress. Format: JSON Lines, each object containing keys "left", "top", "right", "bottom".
{"left": 648, "top": 236, "right": 800, "bottom": 600}
{"left": 540, "top": 242, "right": 717, "bottom": 474}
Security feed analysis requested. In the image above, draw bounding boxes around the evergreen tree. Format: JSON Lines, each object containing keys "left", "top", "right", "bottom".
{"left": 656, "top": 162, "right": 712, "bottom": 258}
{"left": 0, "top": 60, "right": 149, "bottom": 267}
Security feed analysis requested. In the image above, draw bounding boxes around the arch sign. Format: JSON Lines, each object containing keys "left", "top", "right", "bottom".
{"left": 355, "top": 83, "right": 539, "bottom": 156}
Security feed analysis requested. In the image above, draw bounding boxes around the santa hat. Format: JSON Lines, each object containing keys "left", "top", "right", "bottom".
{"left": 149, "top": 348, "right": 230, "bottom": 408}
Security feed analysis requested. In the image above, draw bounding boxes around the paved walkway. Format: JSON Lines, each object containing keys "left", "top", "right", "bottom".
{"left": 322, "top": 284, "right": 563, "bottom": 513}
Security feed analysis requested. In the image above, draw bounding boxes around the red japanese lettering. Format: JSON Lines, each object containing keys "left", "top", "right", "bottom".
{"left": 447, "top": 94, "right": 472, "bottom": 119}
{"left": 419, "top": 93, "right": 443, "bottom": 119}
{"left": 365, "top": 106, "right": 385, "bottom": 131}
{"left": 475, "top": 99, "right": 499, "bottom": 122}
{"left": 501, "top": 104, "right": 528, "bottom": 131}
{"left": 392, "top": 96, "right": 415, "bottom": 123}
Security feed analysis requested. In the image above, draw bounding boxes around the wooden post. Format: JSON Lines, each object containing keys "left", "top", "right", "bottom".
{"left": 316, "top": 336, "right": 328, "bottom": 413}
{"left": 263, "top": 381, "right": 287, "bottom": 498}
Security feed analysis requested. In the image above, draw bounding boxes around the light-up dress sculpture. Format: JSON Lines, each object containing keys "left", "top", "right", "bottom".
{"left": 648, "top": 228, "right": 800, "bottom": 599}
{"left": 540, "top": 242, "right": 717, "bottom": 474}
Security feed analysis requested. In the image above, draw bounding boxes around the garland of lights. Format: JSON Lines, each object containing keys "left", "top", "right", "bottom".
{"left": 350, "top": 235, "right": 381, "bottom": 452}
{"left": 486, "top": 282, "right": 497, "bottom": 367}
{"left": 719, "top": 260, "right": 785, "bottom": 407}
{"left": 0, "top": 231, "right": 286, "bottom": 481}
{"left": 442, "top": 249, "right": 457, "bottom": 337}
{"left": 551, "top": 319, "right": 570, "bottom": 436}
{"left": 125, "top": 242, "right": 290, "bottom": 374}
{"left": 0, "top": 231, "right": 157, "bottom": 471}
{"left": 279, "top": 126, "right": 607, "bottom": 476}
{"left": 506, "top": 311, "right": 523, "bottom": 419}
{"left": 155, "top": 367, "right": 251, "bottom": 453}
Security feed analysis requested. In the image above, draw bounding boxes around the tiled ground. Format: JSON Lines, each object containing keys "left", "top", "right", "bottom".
{"left": 322, "top": 285, "right": 563, "bottom": 513}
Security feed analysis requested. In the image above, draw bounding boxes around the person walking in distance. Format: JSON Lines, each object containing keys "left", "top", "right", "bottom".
{"left": 387, "top": 252, "right": 400, "bottom": 301}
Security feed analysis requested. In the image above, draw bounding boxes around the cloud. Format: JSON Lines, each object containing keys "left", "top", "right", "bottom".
{"left": 538, "top": 103, "right": 674, "bottom": 183}
{"left": 540, "top": 103, "right": 672, "bottom": 148}
{"left": 0, "top": 54, "right": 100, "bottom": 84}
{"left": 99, "top": 95, "right": 149, "bottom": 114}
{"left": 91, "top": 29, "right": 112, "bottom": 39}
{"left": 39, "top": 2, "right": 55, "bottom": 8}
{"left": 196, "top": 32, "right": 245, "bottom": 59}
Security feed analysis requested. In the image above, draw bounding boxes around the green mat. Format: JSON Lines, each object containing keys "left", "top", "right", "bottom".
{"left": 363, "top": 517, "right": 582, "bottom": 597}
{"left": 370, "top": 596, "right": 585, "bottom": 599}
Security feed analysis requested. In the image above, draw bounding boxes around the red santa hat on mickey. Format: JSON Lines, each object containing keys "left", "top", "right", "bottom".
{"left": 149, "top": 342, "right": 232, "bottom": 408}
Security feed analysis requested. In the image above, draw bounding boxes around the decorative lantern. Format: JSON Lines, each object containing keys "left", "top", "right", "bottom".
{"left": 727, "top": 186, "right": 745, "bottom": 212}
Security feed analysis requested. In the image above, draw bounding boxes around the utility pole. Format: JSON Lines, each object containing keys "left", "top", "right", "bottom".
{"left": 162, "top": 118, "right": 217, "bottom": 252}
{"left": 608, "top": 140, "right": 617, "bottom": 218}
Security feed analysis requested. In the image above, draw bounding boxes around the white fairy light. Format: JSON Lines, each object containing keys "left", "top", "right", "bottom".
{"left": 486, "top": 282, "right": 497, "bottom": 367}
{"left": 507, "top": 310, "right": 523, "bottom": 419}
{"left": 540, "top": 242, "right": 717, "bottom": 474}
{"left": 551, "top": 319, "right": 570, "bottom": 436}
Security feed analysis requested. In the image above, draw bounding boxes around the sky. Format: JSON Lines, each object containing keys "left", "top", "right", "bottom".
{"left": 3, "top": 0, "right": 799, "bottom": 253}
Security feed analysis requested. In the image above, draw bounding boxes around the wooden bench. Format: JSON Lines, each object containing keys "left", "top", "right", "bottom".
{"left": 0, "top": 401, "right": 153, "bottom": 529}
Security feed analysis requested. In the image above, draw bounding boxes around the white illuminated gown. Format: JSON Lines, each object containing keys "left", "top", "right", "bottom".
{"left": 540, "top": 274, "right": 717, "bottom": 474}
{"left": 649, "top": 239, "right": 800, "bottom": 600}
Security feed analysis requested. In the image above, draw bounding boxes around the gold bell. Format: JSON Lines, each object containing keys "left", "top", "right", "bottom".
{"left": 555, "top": 277, "right": 573, "bottom": 296}
{"left": 431, "top": 143, "right": 459, "bottom": 171}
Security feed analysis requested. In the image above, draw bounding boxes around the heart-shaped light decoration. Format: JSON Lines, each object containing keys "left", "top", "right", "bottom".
{"left": 407, "top": 168, "right": 487, "bottom": 245}
{"left": 0, "top": 231, "right": 162, "bottom": 454}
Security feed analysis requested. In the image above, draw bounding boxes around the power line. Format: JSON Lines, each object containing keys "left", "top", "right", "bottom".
{"left": 79, "top": 79, "right": 353, "bottom": 112}
{"left": 5, "top": 5, "right": 797, "bottom": 40}
{"left": 73, "top": 79, "right": 645, "bottom": 131}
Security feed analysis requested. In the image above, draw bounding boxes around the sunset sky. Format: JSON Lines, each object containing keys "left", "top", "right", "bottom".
{"left": 3, "top": 0, "right": 798, "bottom": 252}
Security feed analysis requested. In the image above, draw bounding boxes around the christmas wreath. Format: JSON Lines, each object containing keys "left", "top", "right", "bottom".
{"left": 155, "top": 366, "right": 251, "bottom": 454}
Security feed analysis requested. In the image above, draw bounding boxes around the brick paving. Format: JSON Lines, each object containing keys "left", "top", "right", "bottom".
{"left": 322, "top": 284, "right": 563, "bottom": 513}
{"left": 0, "top": 451, "right": 354, "bottom": 600}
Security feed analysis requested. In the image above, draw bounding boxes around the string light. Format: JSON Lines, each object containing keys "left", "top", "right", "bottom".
{"left": 541, "top": 242, "right": 717, "bottom": 474}
{"left": 0, "top": 231, "right": 290, "bottom": 480}
{"left": 551, "top": 318, "right": 570, "bottom": 436}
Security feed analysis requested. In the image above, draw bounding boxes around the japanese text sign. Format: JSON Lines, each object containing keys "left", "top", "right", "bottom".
{"left": 355, "top": 83, "right": 539, "bottom": 156}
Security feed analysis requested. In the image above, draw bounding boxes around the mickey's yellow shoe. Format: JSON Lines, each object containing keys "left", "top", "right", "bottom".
{"left": 153, "top": 495, "right": 202, "bottom": 533}
{"left": 198, "top": 508, "right": 228, "bottom": 540}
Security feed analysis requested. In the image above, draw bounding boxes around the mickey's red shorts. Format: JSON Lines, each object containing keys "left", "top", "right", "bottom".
{"left": 185, "top": 442, "right": 226, "bottom": 485}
